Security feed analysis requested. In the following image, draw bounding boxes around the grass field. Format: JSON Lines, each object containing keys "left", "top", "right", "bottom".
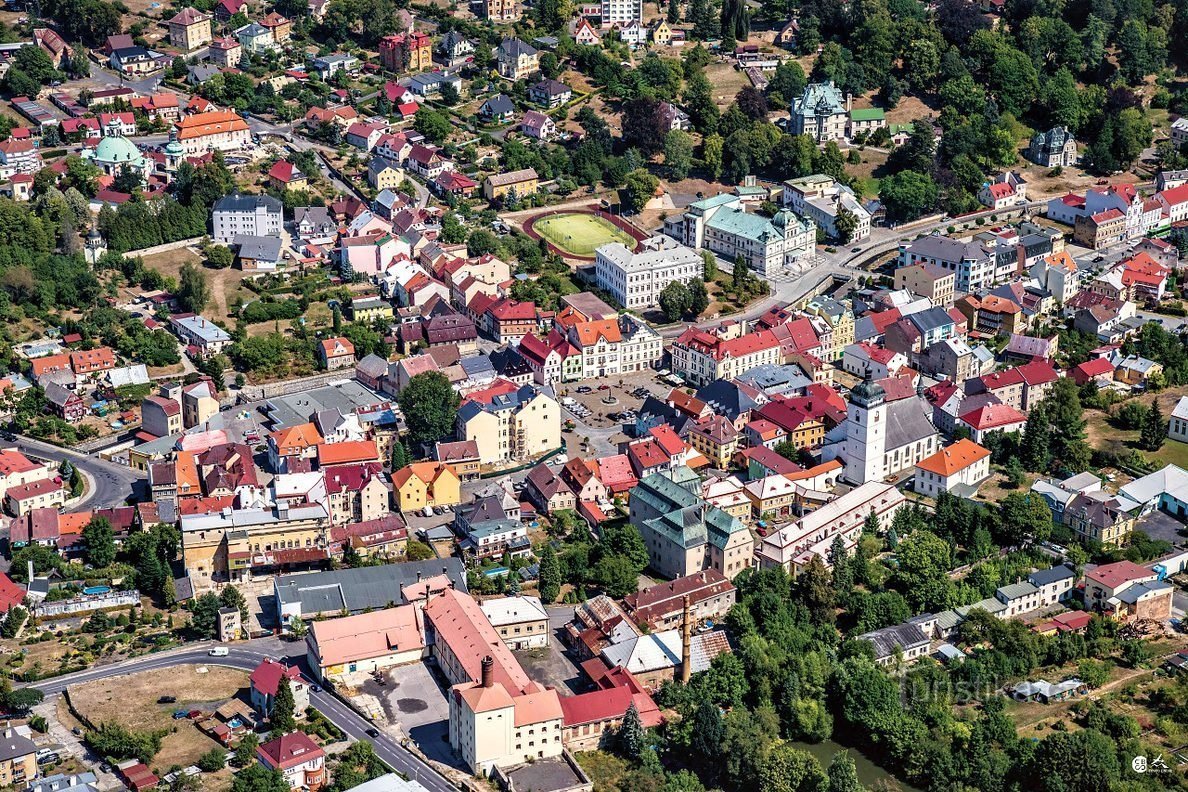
{"left": 69, "top": 665, "right": 249, "bottom": 771}
{"left": 533, "top": 213, "right": 635, "bottom": 256}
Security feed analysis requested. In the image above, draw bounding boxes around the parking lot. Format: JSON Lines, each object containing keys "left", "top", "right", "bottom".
{"left": 559, "top": 370, "right": 674, "bottom": 431}
{"left": 368, "top": 663, "right": 459, "bottom": 768}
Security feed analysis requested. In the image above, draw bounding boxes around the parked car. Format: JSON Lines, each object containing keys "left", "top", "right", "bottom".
{"left": 158, "top": 695, "right": 177, "bottom": 704}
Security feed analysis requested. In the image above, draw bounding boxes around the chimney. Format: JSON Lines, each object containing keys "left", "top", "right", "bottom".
{"left": 416, "top": 570, "right": 423, "bottom": 582}
{"left": 481, "top": 655, "right": 494, "bottom": 688}
{"left": 681, "top": 595, "right": 692, "bottom": 684}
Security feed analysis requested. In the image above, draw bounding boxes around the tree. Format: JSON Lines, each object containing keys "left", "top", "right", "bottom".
{"left": 827, "top": 752, "right": 864, "bottom": 792}
{"left": 231, "top": 765, "right": 289, "bottom": 792}
{"left": 219, "top": 584, "right": 248, "bottom": 627}
{"left": 289, "top": 616, "right": 307, "bottom": 639}
{"left": 623, "top": 169, "right": 660, "bottom": 214}
{"left": 232, "top": 732, "right": 259, "bottom": 767}
{"left": 701, "top": 250, "right": 718, "bottom": 280}
{"left": 177, "top": 262, "right": 212, "bottom": 314}
{"left": 999, "top": 492, "right": 1052, "bottom": 548}
{"left": 539, "top": 545, "right": 561, "bottom": 603}
{"left": 879, "top": 170, "right": 939, "bottom": 222}
{"left": 205, "top": 244, "right": 234, "bottom": 269}
{"left": 82, "top": 517, "right": 116, "bottom": 568}
{"left": 735, "top": 86, "right": 768, "bottom": 121}
{"left": 271, "top": 677, "right": 297, "bottom": 733}
{"left": 691, "top": 700, "right": 724, "bottom": 764}
{"left": 659, "top": 280, "right": 692, "bottom": 321}
{"left": 701, "top": 132, "right": 725, "bottom": 179}
{"left": 397, "top": 371, "right": 461, "bottom": 447}
{"left": 0, "top": 606, "right": 27, "bottom": 639}
{"left": 732, "top": 255, "right": 749, "bottom": 290}
{"left": 1140, "top": 400, "right": 1166, "bottom": 451}
{"left": 189, "top": 591, "right": 221, "bottom": 638}
{"left": 618, "top": 703, "right": 645, "bottom": 760}
{"left": 830, "top": 535, "right": 853, "bottom": 594}
{"left": 797, "top": 556, "right": 835, "bottom": 623}
{"left": 664, "top": 130, "right": 695, "bottom": 180}
{"left": 688, "top": 278, "right": 710, "bottom": 317}
{"left": 414, "top": 107, "right": 453, "bottom": 143}
{"left": 759, "top": 743, "right": 826, "bottom": 792}
{"left": 767, "top": 60, "right": 807, "bottom": 105}
{"left": 621, "top": 97, "right": 669, "bottom": 155}
{"left": 197, "top": 747, "right": 228, "bottom": 772}
{"left": 720, "top": 0, "right": 748, "bottom": 41}
{"left": 834, "top": 209, "right": 859, "bottom": 244}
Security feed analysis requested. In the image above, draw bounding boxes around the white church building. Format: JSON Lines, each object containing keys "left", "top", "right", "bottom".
{"left": 830, "top": 372, "right": 941, "bottom": 486}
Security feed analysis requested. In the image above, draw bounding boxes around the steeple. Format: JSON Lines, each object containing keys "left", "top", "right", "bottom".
{"left": 849, "top": 367, "right": 885, "bottom": 408}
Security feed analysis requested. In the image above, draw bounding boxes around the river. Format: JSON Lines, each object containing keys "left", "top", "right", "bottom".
{"left": 790, "top": 740, "right": 923, "bottom": 791}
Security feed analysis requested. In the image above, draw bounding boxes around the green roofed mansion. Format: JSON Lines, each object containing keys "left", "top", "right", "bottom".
{"left": 789, "top": 81, "right": 888, "bottom": 143}
{"left": 663, "top": 193, "right": 815, "bottom": 277}
{"left": 629, "top": 465, "right": 752, "bottom": 581}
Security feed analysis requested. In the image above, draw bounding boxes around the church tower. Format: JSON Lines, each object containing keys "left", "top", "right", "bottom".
{"left": 843, "top": 369, "right": 887, "bottom": 485}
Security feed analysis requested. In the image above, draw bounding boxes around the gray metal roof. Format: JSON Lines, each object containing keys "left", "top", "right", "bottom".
{"left": 265, "top": 380, "right": 388, "bottom": 429}
{"left": 884, "top": 396, "right": 938, "bottom": 451}
{"left": 213, "top": 192, "right": 282, "bottom": 214}
{"left": 234, "top": 234, "right": 282, "bottom": 262}
{"left": 274, "top": 558, "right": 467, "bottom": 617}
{"left": 859, "top": 622, "right": 928, "bottom": 660}
{"left": 1028, "top": 564, "right": 1076, "bottom": 587}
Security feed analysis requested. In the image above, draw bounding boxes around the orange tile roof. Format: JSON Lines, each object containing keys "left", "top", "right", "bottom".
{"left": 271, "top": 422, "right": 323, "bottom": 454}
{"left": 425, "top": 588, "right": 534, "bottom": 694}
{"left": 57, "top": 511, "right": 92, "bottom": 535}
{"left": 915, "top": 438, "right": 990, "bottom": 477}
{"left": 175, "top": 451, "right": 201, "bottom": 496}
{"left": 316, "top": 440, "right": 379, "bottom": 467}
{"left": 30, "top": 353, "right": 71, "bottom": 379}
{"left": 572, "top": 318, "right": 622, "bottom": 347}
{"left": 309, "top": 605, "right": 424, "bottom": 667}
{"left": 391, "top": 461, "right": 456, "bottom": 488}
{"left": 0, "top": 449, "right": 40, "bottom": 477}
{"left": 174, "top": 109, "right": 249, "bottom": 141}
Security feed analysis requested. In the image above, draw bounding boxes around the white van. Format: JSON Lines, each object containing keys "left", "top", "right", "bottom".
{"left": 208, "top": 647, "right": 229, "bottom": 657}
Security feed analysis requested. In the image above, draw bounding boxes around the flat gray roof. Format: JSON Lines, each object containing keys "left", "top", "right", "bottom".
{"left": 274, "top": 558, "right": 467, "bottom": 617}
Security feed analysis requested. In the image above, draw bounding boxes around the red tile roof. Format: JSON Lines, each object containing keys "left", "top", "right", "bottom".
{"left": 257, "top": 731, "right": 324, "bottom": 771}
{"left": 249, "top": 658, "right": 302, "bottom": 697}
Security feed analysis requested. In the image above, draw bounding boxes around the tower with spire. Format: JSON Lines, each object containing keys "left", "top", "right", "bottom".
{"left": 843, "top": 368, "right": 887, "bottom": 485}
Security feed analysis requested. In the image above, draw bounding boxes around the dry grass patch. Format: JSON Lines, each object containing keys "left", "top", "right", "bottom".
{"left": 69, "top": 665, "right": 249, "bottom": 769}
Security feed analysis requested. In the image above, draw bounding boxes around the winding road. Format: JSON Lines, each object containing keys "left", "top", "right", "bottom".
{"left": 5, "top": 435, "right": 144, "bottom": 510}
{"left": 28, "top": 642, "right": 458, "bottom": 792}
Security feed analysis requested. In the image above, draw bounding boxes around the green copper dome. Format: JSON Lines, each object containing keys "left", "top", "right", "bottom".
{"left": 90, "top": 135, "right": 147, "bottom": 168}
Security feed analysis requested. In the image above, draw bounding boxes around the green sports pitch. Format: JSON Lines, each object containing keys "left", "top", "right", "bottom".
{"left": 532, "top": 213, "right": 636, "bottom": 256}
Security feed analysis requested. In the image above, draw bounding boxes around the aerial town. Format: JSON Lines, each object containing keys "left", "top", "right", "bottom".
{"left": 0, "top": 0, "right": 1186, "bottom": 789}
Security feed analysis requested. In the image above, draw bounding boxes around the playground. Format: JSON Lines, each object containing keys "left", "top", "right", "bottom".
{"left": 528, "top": 212, "right": 638, "bottom": 257}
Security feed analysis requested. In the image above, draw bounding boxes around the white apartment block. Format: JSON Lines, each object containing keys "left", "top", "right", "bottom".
{"left": 600, "top": 0, "right": 642, "bottom": 26}
{"left": 211, "top": 193, "right": 283, "bottom": 244}
{"left": 595, "top": 235, "right": 702, "bottom": 310}
{"left": 755, "top": 481, "right": 905, "bottom": 574}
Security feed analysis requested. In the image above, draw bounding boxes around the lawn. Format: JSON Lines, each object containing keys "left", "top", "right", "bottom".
{"left": 533, "top": 213, "right": 635, "bottom": 256}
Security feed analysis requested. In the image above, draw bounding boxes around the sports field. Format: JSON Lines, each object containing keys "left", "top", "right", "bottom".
{"left": 532, "top": 213, "right": 636, "bottom": 256}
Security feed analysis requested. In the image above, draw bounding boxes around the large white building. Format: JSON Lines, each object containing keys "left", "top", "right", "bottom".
{"left": 782, "top": 174, "right": 871, "bottom": 242}
{"left": 595, "top": 235, "right": 702, "bottom": 310}
{"left": 600, "top": 0, "right": 642, "bottom": 26}
{"left": 755, "top": 481, "right": 905, "bottom": 574}
{"left": 212, "top": 193, "right": 283, "bottom": 244}
{"left": 664, "top": 193, "right": 815, "bottom": 277}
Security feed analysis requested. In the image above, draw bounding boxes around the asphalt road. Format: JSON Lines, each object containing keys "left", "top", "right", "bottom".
{"left": 28, "top": 642, "right": 458, "bottom": 792}
{"left": 6, "top": 435, "right": 143, "bottom": 509}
